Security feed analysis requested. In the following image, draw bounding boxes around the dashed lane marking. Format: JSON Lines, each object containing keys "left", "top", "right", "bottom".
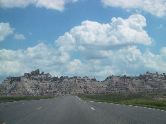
{"left": 36, "top": 106, "right": 42, "bottom": 110}
{"left": 90, "top": 107, "right": 95, "bottom": 111}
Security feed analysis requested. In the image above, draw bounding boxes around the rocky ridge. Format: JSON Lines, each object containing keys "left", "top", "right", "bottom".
{"left": 0, "top": 69, "right": 166, "bottom": 96}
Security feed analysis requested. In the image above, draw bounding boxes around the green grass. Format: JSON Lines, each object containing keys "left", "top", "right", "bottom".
{"left": 78, "top": 94, "right": 166, "bottom": 110}
{"left": 0, "top": 96, "right": 54, "bottom": 103}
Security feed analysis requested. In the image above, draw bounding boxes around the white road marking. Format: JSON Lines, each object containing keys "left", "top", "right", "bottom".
{"left": 90, "top": 107, "right": 95, "bottom": 111}
{"left": 75, "top": 96, "right": 81, "bottom": 101}
{"left": 36, "top": 106, "right": 42, "bottom": 110}
{"left": 84, "top": 99, "right": 166, "bottom": 113}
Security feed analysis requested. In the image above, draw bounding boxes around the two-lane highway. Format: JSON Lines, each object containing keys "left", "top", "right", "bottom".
{"left": 0, "top": 95, "right": 166, "bottom": 124}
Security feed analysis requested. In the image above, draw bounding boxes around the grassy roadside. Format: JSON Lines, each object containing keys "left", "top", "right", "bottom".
{"left": 78, "top": 94, "right": 166, "bottom": 110}
{"left": 0, "top": 96, "right": 54, "bottom": 103}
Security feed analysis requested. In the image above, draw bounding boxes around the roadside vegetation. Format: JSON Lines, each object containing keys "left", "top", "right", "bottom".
{"left": 0, "top": 96, "right": 54, "bottom": 103}
{"left": 78, "top": 93, "right": 166, "bottom": 110}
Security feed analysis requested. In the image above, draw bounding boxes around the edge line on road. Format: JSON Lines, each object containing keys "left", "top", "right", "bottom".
{"left": 83, "top": 99, "right": 166, "bottom": 113}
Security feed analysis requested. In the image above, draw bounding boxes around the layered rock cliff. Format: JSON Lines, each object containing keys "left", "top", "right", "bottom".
{"left": 0, "top": 69, "right": 166, "bottom": 96}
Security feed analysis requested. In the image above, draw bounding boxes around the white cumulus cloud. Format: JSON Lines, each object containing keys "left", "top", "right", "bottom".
{"left": 14, "top": 33, "right": 26, "bottom": 40}
{"left": 0, "top": 22, "right": 14, "bottom": 42}
{"left": 0, "top": 14, "right": 165, "bottom": 80}
{"left": 56, "top": 14, "right": 152, "bottom": 50}
{"left": 102, "top": 0, "right": 166, "bottom": 17}
{"left": 160, "top": 47, "right": 166, "bottom": 56}
{"left": 0, "top": 0, "right": 78, "bottom": 11}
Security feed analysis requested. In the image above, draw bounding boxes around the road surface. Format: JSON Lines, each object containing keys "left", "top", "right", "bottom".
{"left": 0, "top": 95, "right": 166, "bottom": 124}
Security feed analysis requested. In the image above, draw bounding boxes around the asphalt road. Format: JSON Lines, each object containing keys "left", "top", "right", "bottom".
{"left": 0, "top": 95, "right": 166, "bottom": 124}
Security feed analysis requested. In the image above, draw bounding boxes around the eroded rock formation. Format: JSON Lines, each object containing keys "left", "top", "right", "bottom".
{"left": 0, "top": 70, "right": 166, "bottom": 96}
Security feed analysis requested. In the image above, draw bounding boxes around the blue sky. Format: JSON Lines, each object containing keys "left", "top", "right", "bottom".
{"left": 0, "top": 0, "right": 166, "bottom": 81}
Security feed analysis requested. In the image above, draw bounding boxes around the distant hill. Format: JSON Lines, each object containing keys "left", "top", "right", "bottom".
{"left": 0, "top": 69, "right": 166, "bottom": 96}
